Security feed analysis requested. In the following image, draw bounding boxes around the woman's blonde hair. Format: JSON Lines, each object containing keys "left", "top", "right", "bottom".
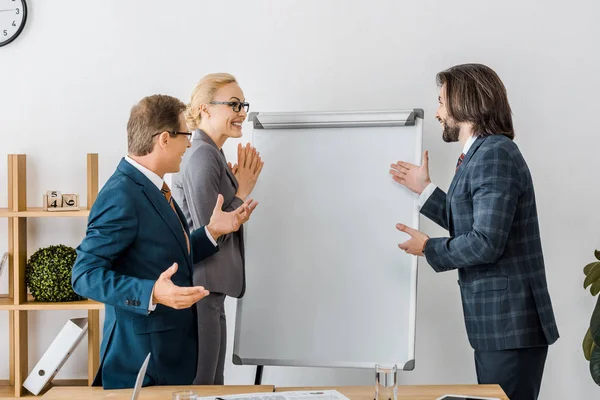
{"left": 185, "top": 73, "right": 238, "bottom": 130}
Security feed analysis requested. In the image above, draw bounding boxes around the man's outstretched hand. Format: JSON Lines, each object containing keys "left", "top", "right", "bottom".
{"left": 152, "top": 263, "right": 210, "bottom": 309}
{"left": 206, "top": 194, "right": 258, "bottom": 240}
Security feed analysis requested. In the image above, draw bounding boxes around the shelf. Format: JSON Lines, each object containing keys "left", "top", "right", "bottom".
{"left": 0, "top": 385, "right": 19, "bottom": 400}
{"left": 0, "top": 297, "right": 103, "bottom": 311}
{"left": 0, "top": 295, "right": 14, "bottom": 310}
{"left": 0, "top": 379, "right": 90, "bottom": 398}
{"left": 0, "top": 382, "right": 82, "bottom": 399}
{"left": 0, "top": 386, "right": 40, "bottom": 399}
{"left": 3, "top": 154, "right": 101, "bottom": 397}
{"left": 0, "top": 207, "right": 90, "bottom": 218}
{"left": 20, "top": 296, "right": 103, "bottom": 310}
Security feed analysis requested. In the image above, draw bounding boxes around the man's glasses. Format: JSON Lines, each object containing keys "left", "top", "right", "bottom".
{"left": 152, "top": 131, "right": 192, "bottom": 139}
{"left": 209, "top": 101, "right": 250, "bottom": 113}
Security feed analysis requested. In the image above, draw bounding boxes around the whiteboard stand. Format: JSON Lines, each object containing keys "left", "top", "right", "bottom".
{"left": 236, "top": 109, "right": 424, "bottom": 385}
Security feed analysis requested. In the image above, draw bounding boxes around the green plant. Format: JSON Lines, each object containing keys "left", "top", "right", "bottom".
{"left": 583, "top": 249, "right": 600, "bottom": 385}
{"left": 25, "top": 244, "right": 84, "bottom": 302}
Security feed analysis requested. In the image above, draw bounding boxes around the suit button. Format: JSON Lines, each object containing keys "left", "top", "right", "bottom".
{"left": 125, "top": 300, "right": 130, "bottom": 305}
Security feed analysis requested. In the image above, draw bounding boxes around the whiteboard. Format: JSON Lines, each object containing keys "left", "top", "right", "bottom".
{"left": 233, "top": 110, "right": 423, "bottom": 371}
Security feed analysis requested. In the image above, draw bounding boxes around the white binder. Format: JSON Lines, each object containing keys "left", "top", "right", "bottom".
{"left": 0, "top": 252, "right": 7, "bottom": 278}
{"left": 23, "top": 317, "right": 88, "bottom": 395}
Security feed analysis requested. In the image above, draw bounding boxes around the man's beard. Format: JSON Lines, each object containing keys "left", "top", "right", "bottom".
{"left": 441, "top": 119, "right": 460, "bottom": 143}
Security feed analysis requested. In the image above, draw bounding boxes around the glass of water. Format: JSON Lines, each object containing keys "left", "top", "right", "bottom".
{"left": 172, "top": 390, "right": 197, "bottom": 400}
{"left": 375, "top": 364, "right": 398, "bottom": 400}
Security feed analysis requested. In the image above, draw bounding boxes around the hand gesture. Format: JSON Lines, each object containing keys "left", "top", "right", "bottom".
{"left": 152, "top": 263, "right": 210, "bottom": 309}
{"left": 396, "top": 224, "right": 430, "bottom": 257}
{"left": 235, "top": 143, "right": 264, "bottom": 200}
{"left": 390, "top": 150, "right": 431, "bottom": 195}
{"left": 227, "top": 161, "right": 238, "bottom": 175}
{"left": 207, "top": 194, "right": 258, "bottom": 240}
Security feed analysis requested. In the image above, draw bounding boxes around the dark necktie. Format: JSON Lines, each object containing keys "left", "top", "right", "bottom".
{"left": 455, "top": 153, "right": 465, "bottom": 172}
{"left": 161, "top": 182, "right": 190, "bottom": 253}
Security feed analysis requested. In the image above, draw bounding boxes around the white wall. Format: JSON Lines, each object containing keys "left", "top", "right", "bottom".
{"left": 0, "top": 0, "right": 598, "bottom": 398}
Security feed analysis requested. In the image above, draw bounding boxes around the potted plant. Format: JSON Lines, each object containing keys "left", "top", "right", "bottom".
{"left": 583, "top": 249, "right": 600, "bottom": 385}
{"left": 25, "top": 244, "right": 84, "bottom": 302}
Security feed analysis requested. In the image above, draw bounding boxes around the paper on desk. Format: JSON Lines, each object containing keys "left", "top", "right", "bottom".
{"left": 197, "top": 390, "right": 350, "bottom": 400}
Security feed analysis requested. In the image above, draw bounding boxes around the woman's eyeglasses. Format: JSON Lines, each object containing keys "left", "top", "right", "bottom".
{"left": 209, "top": 101, "right": 250, "bottom": 113}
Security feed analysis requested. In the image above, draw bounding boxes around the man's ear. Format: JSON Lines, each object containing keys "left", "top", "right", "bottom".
{"left": 157, "top": 131, "right": 170, "bottom": 149}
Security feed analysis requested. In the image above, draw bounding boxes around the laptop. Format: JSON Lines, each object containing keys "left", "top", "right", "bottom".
{"left": 436, "top": 396, "right": 500, "bottom": 400}
{"left": 131, "top": 353, "right": 151, "bottom": 400}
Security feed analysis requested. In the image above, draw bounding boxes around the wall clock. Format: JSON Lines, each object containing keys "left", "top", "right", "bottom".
{"left": 0, "top": 0, "right": 27, "bottom": 47}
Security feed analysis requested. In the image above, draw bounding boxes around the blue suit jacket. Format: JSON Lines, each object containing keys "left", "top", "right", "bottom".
{"left": 72, "top": 159, "right": 219, "bottom": 389}
{"left": 421, "top": 135, "right": 559, "bottom": 351}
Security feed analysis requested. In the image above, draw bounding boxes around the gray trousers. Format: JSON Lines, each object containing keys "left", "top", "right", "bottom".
{"left": 193, "top": 293, "right": 227, "bottom": 385}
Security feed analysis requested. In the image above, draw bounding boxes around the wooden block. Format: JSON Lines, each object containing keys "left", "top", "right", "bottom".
{"left": 62, "top": 194, "right": 79, "bottom": 208}
{"left": 45, "top": 191, "right": 62, "bottom": 209}
{"left": 44, "top": 193, "right": 80, "bottom": 212}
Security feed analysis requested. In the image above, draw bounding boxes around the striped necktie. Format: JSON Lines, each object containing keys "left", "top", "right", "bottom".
{"left": 161, "top": 182, "right": 190, "bottom": 253}
{"left": 455, "top": 153, "right": 465, "bottom": 172}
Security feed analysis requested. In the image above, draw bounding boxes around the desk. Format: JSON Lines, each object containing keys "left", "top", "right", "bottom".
{"left": 41, "top": 385, "right": 508, "bottom": 400}
{"left": 41, "top": 385, "right": 275, "bottom": 400}
{"left": 276, "top": 385, "right": 508, "bottom": 400}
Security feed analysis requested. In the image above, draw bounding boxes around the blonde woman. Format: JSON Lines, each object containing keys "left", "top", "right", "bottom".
{"left": 171, "top": 73, "right": 263, "bottom": 385}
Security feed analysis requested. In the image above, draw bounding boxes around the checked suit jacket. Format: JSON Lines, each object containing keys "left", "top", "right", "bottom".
{"left": 421, "top": 134, "right": 559, "bottom": 351}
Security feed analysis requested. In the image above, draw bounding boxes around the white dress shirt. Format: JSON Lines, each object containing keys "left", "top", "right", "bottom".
{"left": 419, "top": 135, "right": 477, "bottom": 206}
{"left": 124, "top": 156, "right": 217, "bottom": 311}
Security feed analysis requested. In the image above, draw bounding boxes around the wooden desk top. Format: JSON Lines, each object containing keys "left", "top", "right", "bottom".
{"left": 41, "top": 385, "right": 275, "bottom": 400}
{"left": 41, "top": 384, "right": 508, "bottom": 400}
{"left": 276, "top": 385, "right": 509, "bottom": 400}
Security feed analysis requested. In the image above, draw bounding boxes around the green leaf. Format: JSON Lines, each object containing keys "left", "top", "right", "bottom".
{"left": 592, "top": 279, "right": 600, "bottom": 297}
{"left": 585, "top": 261, "right": 600, "bottom": 276}
{"left": 591, "top": 296, "right": 600, "bottom": 347}
{"left": 591, "top": 347, "right": 600, "bottom": 385}
{"left": 584, "top": 328, "right": 595, "bottom": 361}
{"left": 584, "top": 265, "right": 600, "bottom": 289}
{"left": 596, "top": 249, "right": 600, "bottom": 261}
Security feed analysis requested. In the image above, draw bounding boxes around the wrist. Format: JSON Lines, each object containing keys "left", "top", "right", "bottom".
{"left": 235, "top": 191, "right": 247, "bottom": 201}
{"left": 207, "top": 224, "right": 221, "bottom": 241}
{"left": 418, "top": 180, "right": 432, "bottom": 195}
{"left": 151, "top": 283, "right": 159, "bottom": 305}
{"left": 422, "top": 238, "right": 430, "bottom": 254}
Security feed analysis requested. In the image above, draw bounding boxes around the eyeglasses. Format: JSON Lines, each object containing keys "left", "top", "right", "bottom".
{"left": 151, "top": 131, "right": 192, "bottom": 139}
{"left": 209, "top": 101, "right": 250, "bottom": 113}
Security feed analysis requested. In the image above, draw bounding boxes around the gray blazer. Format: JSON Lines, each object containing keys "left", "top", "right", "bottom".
{"left": 171, "top": 130, "right": 245, "bottom": 298}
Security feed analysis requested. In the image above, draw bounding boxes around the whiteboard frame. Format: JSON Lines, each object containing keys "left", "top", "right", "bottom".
{"left": 233, "top": 109, "right": 423, "bottom": 371}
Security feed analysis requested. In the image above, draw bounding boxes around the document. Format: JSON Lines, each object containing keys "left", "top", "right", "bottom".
{"left": 199, "top": 390, "right": 350, "bottom": 400}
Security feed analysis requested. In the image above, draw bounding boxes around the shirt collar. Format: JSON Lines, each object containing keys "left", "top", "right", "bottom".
{"left": 124, "top": 155, "right": 164, "bottom": 191}
{"left": 462, "top": 135, "right": 477, "bottom": 155}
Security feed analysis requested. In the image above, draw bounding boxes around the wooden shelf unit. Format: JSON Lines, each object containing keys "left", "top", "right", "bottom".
{"left": 1, "top": 154, "right": 103, "bottom": 398}
{"left": 0, "top": 208, "right": 90, "bottom": 218}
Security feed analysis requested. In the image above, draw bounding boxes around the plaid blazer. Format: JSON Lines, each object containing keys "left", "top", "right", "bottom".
{"left": 422, "top": 135, "right": 559, "bottom": 351}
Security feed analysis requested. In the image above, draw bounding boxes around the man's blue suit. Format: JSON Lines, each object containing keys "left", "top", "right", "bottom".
{"left": 72, "top": 159, "right": 219, "bottom": 389}
{"left": 421, "top": 135, "right": 559, "bottom": 399}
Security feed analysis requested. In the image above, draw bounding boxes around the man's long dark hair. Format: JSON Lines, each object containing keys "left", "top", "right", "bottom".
{"left": 437, "top": 64, "right": 514, "bottom": 140}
